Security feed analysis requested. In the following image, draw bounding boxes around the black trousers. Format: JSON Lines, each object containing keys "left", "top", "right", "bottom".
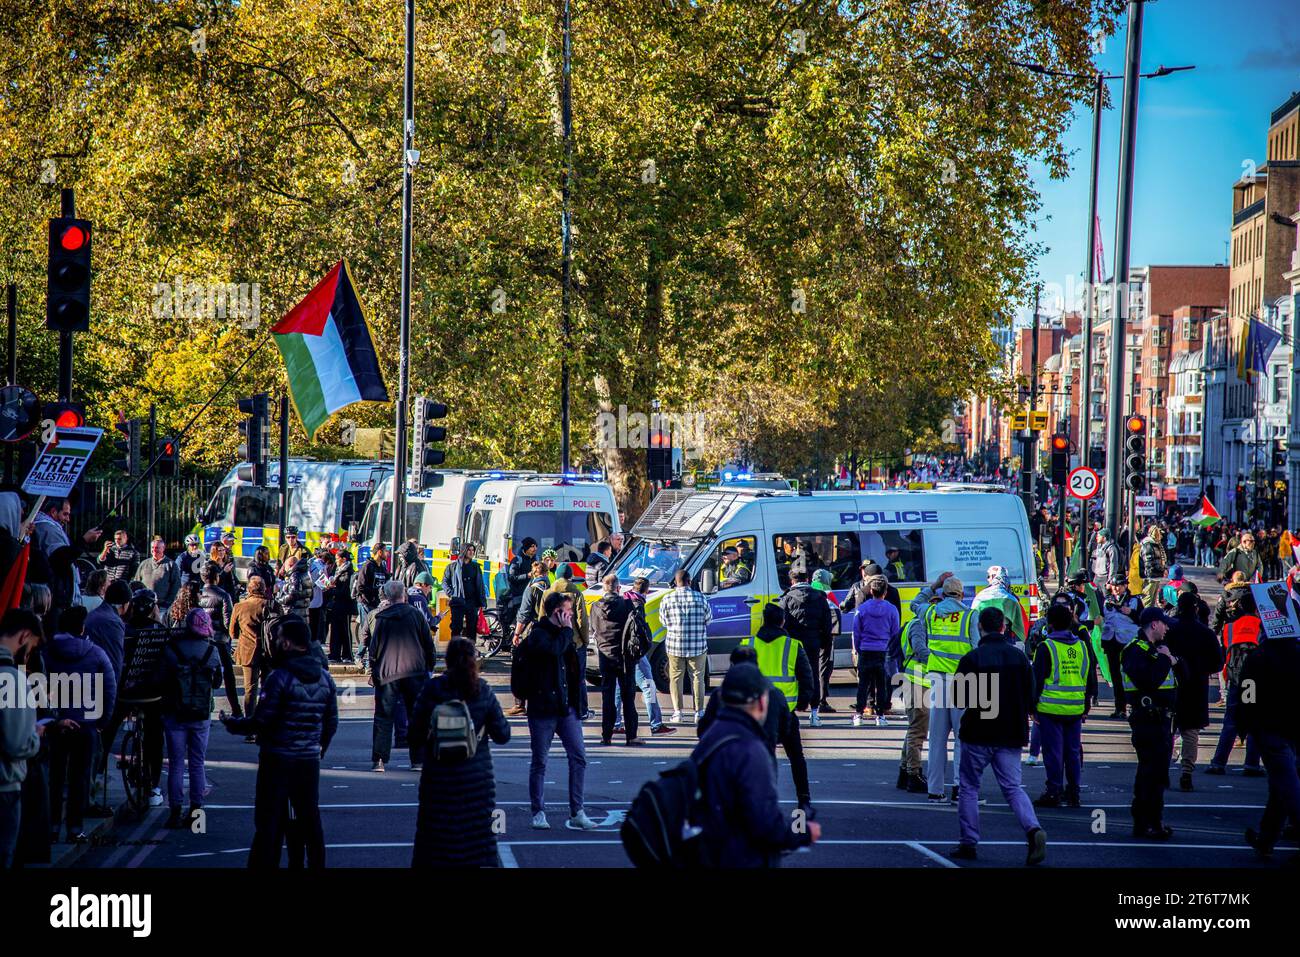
{"left": 599, "top": 653, "right": 638, "bottom": 742}
{"left": 49, "top": 725, "right": 96, "bottom": 835}
{"left": 817, "top": 636, "right": 835, "bottom": 707}
{"left": 449, "top": 603, "right": 480, "bottom": 640}
{"left": 799, "top": 637, "right": 823, "bottom": 709}
{"left": 328, "top": 606, "right": 353, "bottom": 661}
{"left": 780, "top": 712, "right": 812, "bottom": 807}
{"left": 247, "top": 754, "right": 325, "bottom": 869}
{"left": 214, "top": 637, "right": 243, "bottom": 717}
{"left": 372, "top": 676, "right": 422, "bottom": 764}
{"left": 1103, "top": 642, "right": 1127, "bottom": 711}
{"left": 1256, "top": 732, "right": 1300, "bottom": 847}
{"left": 855, "top": 651, "right": 890, "bottom": 715}
{"left": 1129, "top": 710, "right": 1174, "bottom": 830}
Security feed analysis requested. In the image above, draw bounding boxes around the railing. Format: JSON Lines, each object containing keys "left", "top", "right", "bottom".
{"left": 81, "top": 475, "right": 221, "bottom": 550}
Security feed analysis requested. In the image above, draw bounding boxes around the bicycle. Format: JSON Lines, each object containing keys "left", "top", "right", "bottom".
{"left": 475, "top": 607, "right": 506, "bottom": 659}
{"left": 117, "top": 697, "right": 161, "bottom": 815}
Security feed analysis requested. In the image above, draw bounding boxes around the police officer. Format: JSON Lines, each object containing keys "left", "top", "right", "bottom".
{"left": 1121, "top": 608, "right": 1181, "bottom": 841}
{"left": 896, "top": 591, "right": 935, "bottom": 793}
{"left": 719, "top": 546, "right": 752, "bottom": 588}
{"left": 1103, "top": 575, "right": 1144, "bottom": 718}
{"left": 739, "top": 603, "right": 814, "bottom": 811}
{"left": 1031, "top": 604, "right": 1096, "bottom": 808}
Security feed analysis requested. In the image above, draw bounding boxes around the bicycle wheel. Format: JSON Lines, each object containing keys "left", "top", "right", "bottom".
{"left": 476, "top": 608, "right": 505, "bottom": 659}
{"left": 119, "top": 719, "right": 149, "bottom": 813}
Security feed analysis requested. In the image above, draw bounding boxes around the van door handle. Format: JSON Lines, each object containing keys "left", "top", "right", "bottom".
{"left": 743, "top": 597, "right": 761, "bottom": 606}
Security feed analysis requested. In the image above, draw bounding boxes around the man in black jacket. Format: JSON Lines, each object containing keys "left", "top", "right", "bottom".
{"left": 778, "top": 569, "right": 834, "bottom": 724}
{"left": 366, "top": 580, "right": 436, "bottom": 772}
{"left": 199, "top": 561, "right": 242, "bottom": 719}
{"left": 223, "top": 616, "right": 338, "bottom": 868}
{"left": 1121, "top": 608, "right": 1182, "bottom": 841}
{"left": 1165, "top": 593, "right": 1223, "bottom": 792}
{"left": 951, "top": 606, "right": 1046, "bottom": 864}
{"left": 1237, "top": 631, "right": 1300, "bottom": 856}
{"left": 695, "top": 664, "right": 820, "bottom": 867}
{"left": 441, "top": 542, "right": 486, "bottom": 640}
{"left": 501, "top": 537, "right": 538, "bottom": 636}
{"left": 590, "top": 575, "right": 640, "bottom": 746}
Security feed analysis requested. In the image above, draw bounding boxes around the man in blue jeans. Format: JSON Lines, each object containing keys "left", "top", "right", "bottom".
{"left": 950, "top": 606, "right": 1046, "bottom": 865}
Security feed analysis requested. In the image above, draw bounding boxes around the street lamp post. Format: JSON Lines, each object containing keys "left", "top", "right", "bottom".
{"left": 391, "top": 0, "right": 416, "bottom": 550}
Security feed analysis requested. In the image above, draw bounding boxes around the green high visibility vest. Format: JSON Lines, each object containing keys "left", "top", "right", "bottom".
{"left": 1038, "top": 638, "right": 1088, "bottom": 716}
{"left": 1121, "top": 638, "right": 1179, "bottom": 694}
{"left": 923, "top": 605, "right": 974, "bottom": 675}
{"left": 899, "top": 618, "right": 932, "bottom": 690}
{"left": 741, "top": 634, "right": 798, "bottom": 710}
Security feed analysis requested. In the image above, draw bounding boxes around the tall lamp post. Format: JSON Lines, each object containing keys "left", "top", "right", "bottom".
{"left": 392, "top": 0, "right": 417, "bottom": 549}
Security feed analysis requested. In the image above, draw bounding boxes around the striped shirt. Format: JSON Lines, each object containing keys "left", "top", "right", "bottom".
{"left": 660, "top": 586, "right": 712, "bottom": 658}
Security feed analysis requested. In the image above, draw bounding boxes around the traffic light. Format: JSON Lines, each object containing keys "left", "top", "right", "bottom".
{"left": 40, "top": 400, "right": 86, "bottom": 433}
{"left": 46, "top": 217, "right": 93, "bottom": 332}
{"left": 155, "top": 437, "right": 179, "bottom": 477}
{"left": 113, "top": 416, "right": 141, "bottom": 476}
{"left": 410, "top": 397, "right": 447, "bottom": 491}
{"left": 647, "top": 427, "right": 673, "bottom": 483}
{"left": 1049, "top": 433, "right": 1069, "bottom": 485}
{"left": 1123, "top": 414, "right": 1146, "bottom": 493}
{"left": 236, "top": 392, "right": 271, "bottom": 486}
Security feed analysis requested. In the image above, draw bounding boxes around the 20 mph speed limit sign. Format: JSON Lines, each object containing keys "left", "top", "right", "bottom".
{"left": 1067, "top": 466, "right": 1100, "bottom": 500}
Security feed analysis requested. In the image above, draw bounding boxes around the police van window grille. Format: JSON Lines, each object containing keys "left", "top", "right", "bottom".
{"left": 860, "top": 530, "right": 925, "bottom": 584}
{"left": 771, "top": 532, "right": 861, "bottom": 592}
{"left": 631, "top": 490, "right": 742, "bottom": 540}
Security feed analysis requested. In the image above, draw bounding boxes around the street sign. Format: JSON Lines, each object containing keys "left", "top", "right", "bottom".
{"left": 1030, "top": 410, "right": 1048, "bottom": 431}
{"left": 22, "top": 425, "right": 102, "bottom": 497}
{"left": 1134, "top": 494, "right": 1158, "bottom": 516}
{"left": 1067, "top": 466, "right": 1100, "bottom": 500}
{"left": 0, "top": 385, "right": 41, "bottom": 443}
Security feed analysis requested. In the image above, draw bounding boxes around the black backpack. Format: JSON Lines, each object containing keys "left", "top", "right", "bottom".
{"left": 172, "top": 642, "right": 218, "bottom": 721}
{"left": 1226, "top": 639, "right": 1259, "bottom": 687}
{"left": 621, "top": 733, "right": 740, "bottom": 868}
{"left": 623, "top": 609, "right": 652, "bottom": 663}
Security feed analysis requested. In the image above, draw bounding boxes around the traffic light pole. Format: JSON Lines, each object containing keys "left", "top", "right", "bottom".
{"left": 278, "top": 394, "right": 289, "bottom": 556}
{"left": 391, "top": 0, "right": 416, "bottom": 551}
{"left": 1078, "top": 71, "right": 1104, "bottom": 572}
{"left": 4, "top": 283, "right": 15, "bottom": 486}
{"left": 147, "top": 404, "right": 157, "bottom": 541}
{"left": 58, "top": 189, "right": 76, "bottom": 402}
{"left": 1020, "top": 289, "right": 1041, "bottom": 518}
{"left": 1104, "top": 0, "right": 1145, "bottom": 538}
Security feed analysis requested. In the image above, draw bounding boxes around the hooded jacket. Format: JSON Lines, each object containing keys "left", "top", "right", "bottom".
{"left": 590, "top": 591, "right": 634, "bottom": 663}
{"left": 368, "top": 601, "right": 436, "bottom": 687}
{"left": 153, "top": 634, "right": 222, "bottom": 719}
{"left": 972, "top": 567, "right": 1027, "bottom": 643}
{"left": 83, "top": 601, "right": 127, "bottom": 680}
{"left": 957, "top": 630, "right": 1034, "bottom": 748}
{"left": 0, "top": 646, "right": 40, "bottom": 792}
{"left": 852, "top": 597, "right": 900, "bottom": 654}
{"left": 45, "top": 632, "right": 118, "bottom": 727}
{"left": 225, "top": 650, "right": 339, "bottom": 759}
{"left": 778, "top": 582, "right": 833, "bottom": 647}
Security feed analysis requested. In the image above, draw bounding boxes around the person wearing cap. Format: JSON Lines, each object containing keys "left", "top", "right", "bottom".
{"left": 972, "top": 565, "right": 1027, "bottom": 646}
{"left": 441, "top": 541, "right": 486, "bottom": 641}
{"left": 950, "top": 606, "right": 1046, "bottom": 864}
{"left": 177, "top": 533, "right": 207, "bottom": 587}
{"left": 221, "top": 615, "right": 338, "bottom": 868}
{"left": 910, "top": 571, "right": 977, "bottom": 801}
{"left": 407, "top": 571, "right": 439, "bottom": 631}
{"left": 277, "top": 526, "right": 309, "bottom": 568}
{"left": 1061, "top": 569, "right": 1098, "bottom": 627}
{"left": 1160, "top": 564, "right": 1187, "bottom": 610}
{"left": 719, "top": 546, "right": 752, "bottom": 589}
{"left": 1090, "top": 527, "right": 1121, "bottom": 589}
{"left": 1121, "top": 607, "right": 1183, "bottom": 840}
{"left": 133, "top": 537, "right": 181, "bottom": 617}
{"left": 540, "top": 548, "right": 560, "bottom": 583}
{"left": 153, "top": 608, "right": 224, "bottom": 829}
{"left": 1030, "top": 603, "right": 1097, "bottom": 808}
{"left": 693, "top": 662, "right": 820, "bottom": 867}
{"left": 882, "top": 546, "right": 906, "bottom": 583}
{"left": 1101, "top": 576, "right": 1144, "bottom": 719}
{"left": 502, "top": 537, "right": 538, "bottom": 638}
{"left": 840, "top": 560, "right": 902, "bottom": 617}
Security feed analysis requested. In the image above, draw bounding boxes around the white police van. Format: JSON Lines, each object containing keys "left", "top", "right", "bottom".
{"left": 606, "top": 486, "right": 1036, "bottom": 690}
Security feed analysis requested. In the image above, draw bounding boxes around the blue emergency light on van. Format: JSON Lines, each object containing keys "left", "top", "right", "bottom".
{"left": 839, "top": 509, "right": 940, "bottom": 525}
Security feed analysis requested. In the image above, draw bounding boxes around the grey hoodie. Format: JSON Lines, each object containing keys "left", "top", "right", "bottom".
{"left": 0, "top": 646, "right": 40, "bottom": 792}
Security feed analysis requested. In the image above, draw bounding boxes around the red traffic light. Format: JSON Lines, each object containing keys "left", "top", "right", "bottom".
{"left": 59, "top": 224, "right": 88, "bottom": 251}
{"left": 1051, "top": 435, "right": 1069, "bottom": 452}
{"left": 163, "top": 441, "right": 175, "bottom": 455}
{"left": 55, "top": 408, "right": 84, "bottom": 428}
{"left": 1125, "top": 415, "right": 1146, "bottom": 434}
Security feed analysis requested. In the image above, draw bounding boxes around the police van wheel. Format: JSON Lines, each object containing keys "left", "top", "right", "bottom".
{"left": 650, "top": 642, "right": 670, "bottom": 695}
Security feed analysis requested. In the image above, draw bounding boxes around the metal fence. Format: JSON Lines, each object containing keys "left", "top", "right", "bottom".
{"left": 81, "top": 475, "right": 220, "bottom": 550}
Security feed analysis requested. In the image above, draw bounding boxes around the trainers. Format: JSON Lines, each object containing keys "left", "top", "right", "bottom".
{"left": 148, "top": 788, "right": 164, "bottom": 808}
{"left": 809, "top": 713, "right": 822, "bottom": 728}
{"left": 1204, "top": 764, "right": 1226, "bottom": 776}
{"left": 928, "top": 793, "right": 946, "bottom": 803}
{"left": 410, "top": 763, "right": 423, "bottom": 773}
{"left": 852, "top": 713, "right": 863, "bottom": 728}
{"left": 1022, "top": 754, "right": 1041, "bottom": 767}
{"left": 613, "top": 723, "right": 625, "bottom": 733}
{"left": 651, "top": 725, "right": 677, "bottom": 736}
{"left": 949, "top": 843, "right": 978, "bottom": 861}
{"left": 695, "top": 711, "right": 705, "bottom": 723}
{"left": 1178, "top": 772, "right": 1193, "bottom": 792}
{"left": 820, "top": 702, "right": 837, "bottom": 714}
{"left": 875, "top": 715, "right": 889, "bottom": 728}
{"left": 907, "top": 774, "right": 928, "bottom": 794}
{"left": 1242, "top": 766, "right": 1266, "bottom": 777}
{"left": 371, "top": 760, "right": 385, "bottom": 772}
{"left": 531, "top": 812, "right": 550, "bottom": 830}
{"left": 566, "top": 809, "right": 599, "bottom": 830}
{"left": 1025, "top": 827, "right": 1047, "bottom": 866}
{"left": 671, "top": 711, "right": 683, "bottom": 724}
{"left": 505, "top": 705, "right": 527, "bottom": 716}
{"left": 625, "top": 737, "right": 646, "bottom": 746}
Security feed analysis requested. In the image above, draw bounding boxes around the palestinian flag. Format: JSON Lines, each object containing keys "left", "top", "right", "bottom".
{"left": 1190, "top": 495, "right": 1221, "bottom": 528}
{"left": 272, "top": 261, "right": 388, "bottom": 440}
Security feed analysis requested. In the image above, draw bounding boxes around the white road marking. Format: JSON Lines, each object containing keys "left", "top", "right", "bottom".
{"left": 906, "top": 841, "right": 960, "bottom": 868}
{"left": 498, "top": 844, "right": 519, "bottom": 868}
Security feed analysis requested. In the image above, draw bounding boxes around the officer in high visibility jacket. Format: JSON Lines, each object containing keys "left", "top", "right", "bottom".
{"left": 896, "top": 597, "right": 936, "bottom": 794}
{"left": 1121, "top": 608, "right": 1183, "bottom": 840}
{"left": 740, "top": 603, "right": 815, "bottom": 810}
{"left": 1031, "top": 604, "right": 1097, "bottom": 808}
{"left": 909, "top": 572, "right": 978, "bottom": 802}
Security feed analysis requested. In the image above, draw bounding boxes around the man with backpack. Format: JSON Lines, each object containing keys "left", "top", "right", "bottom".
{"left": 222, "top": 616, "right": 338, "bottom": 868}
{"left": 154, "top": 608, "right": 224, "bottom": 829}
{"left": 591, "top": 574, "right": 642, "bottom": 746}
{"left": 778, "top": 568, "right": 834, "bottom": 724}
{"left": 1208, "top": 591, "right": 1264, "bottom": 776}
{"left": 693, "top": 664, "right": 820, "bottom": 867}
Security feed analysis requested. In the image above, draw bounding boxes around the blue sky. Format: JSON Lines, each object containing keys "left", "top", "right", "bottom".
{"left": 1023, "top": 0, "right": 1300, "bottom": 322}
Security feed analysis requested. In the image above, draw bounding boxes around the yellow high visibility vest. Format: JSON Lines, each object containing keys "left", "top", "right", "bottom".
{"left": 741, "top": 634, "right": 799, "bottom": 710}
{"left": 923, "top": 605, "right": 974, "bottom": 675}
{"left": 1038, "top": 638, "right": 1088, "bottom": 716}
{"left": 1121, "top": 638, "right": 1179, "bottom": 693}
{"left": 899, "top": 618, "right": 932, "bottom": 690}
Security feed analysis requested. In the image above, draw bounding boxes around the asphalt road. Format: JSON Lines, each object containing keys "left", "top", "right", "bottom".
{"left": 76, "top": 565, "right": 1295, "bottom": 869}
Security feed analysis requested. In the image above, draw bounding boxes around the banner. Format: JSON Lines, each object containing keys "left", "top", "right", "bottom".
{"left": 22, "top": 426, "right": 103, "bottom": 497}
{"left": 1250, "top": 581, "right": 1300, "bottom": 639}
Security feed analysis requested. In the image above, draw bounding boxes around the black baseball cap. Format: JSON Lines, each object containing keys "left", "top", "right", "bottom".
{"left": 720, "top": 663, "right": 768, "bottom": 706}
{"left": 1138, "top": 608, "right": 1177, "bottom": 629}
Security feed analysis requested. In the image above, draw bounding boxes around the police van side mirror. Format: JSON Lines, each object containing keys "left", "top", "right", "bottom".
{"left": 196, "top": 510, "right": 208, "bottom": 526}
{"left": 700, "top": 568, "right": 718, "bottom": 594}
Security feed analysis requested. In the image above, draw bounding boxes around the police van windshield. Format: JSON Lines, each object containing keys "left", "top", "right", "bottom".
{"left": 512, "top": 511, "right": 613, "bottom": 564}
{"left": 612, "top": 538, "right": 696, "bottom": 587}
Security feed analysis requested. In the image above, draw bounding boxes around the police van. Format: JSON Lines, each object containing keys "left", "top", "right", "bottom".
{"left": 198, "top": 459, "right": 392, "bottom": 578}
{"left": 354, "top": 470, "right": 536, "bottom": 588}
{"left": 605, "top": 486, "right": 1037, "bottom": 690}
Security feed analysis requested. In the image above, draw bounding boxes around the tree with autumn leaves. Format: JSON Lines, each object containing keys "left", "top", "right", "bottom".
{"left": 0, "top": 0, "right": 1119, "bottom": 517}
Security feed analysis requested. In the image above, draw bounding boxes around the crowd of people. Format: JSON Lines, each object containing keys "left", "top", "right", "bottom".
{"left": 3, "top": 487, "right": 1299, "bottom": 870}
